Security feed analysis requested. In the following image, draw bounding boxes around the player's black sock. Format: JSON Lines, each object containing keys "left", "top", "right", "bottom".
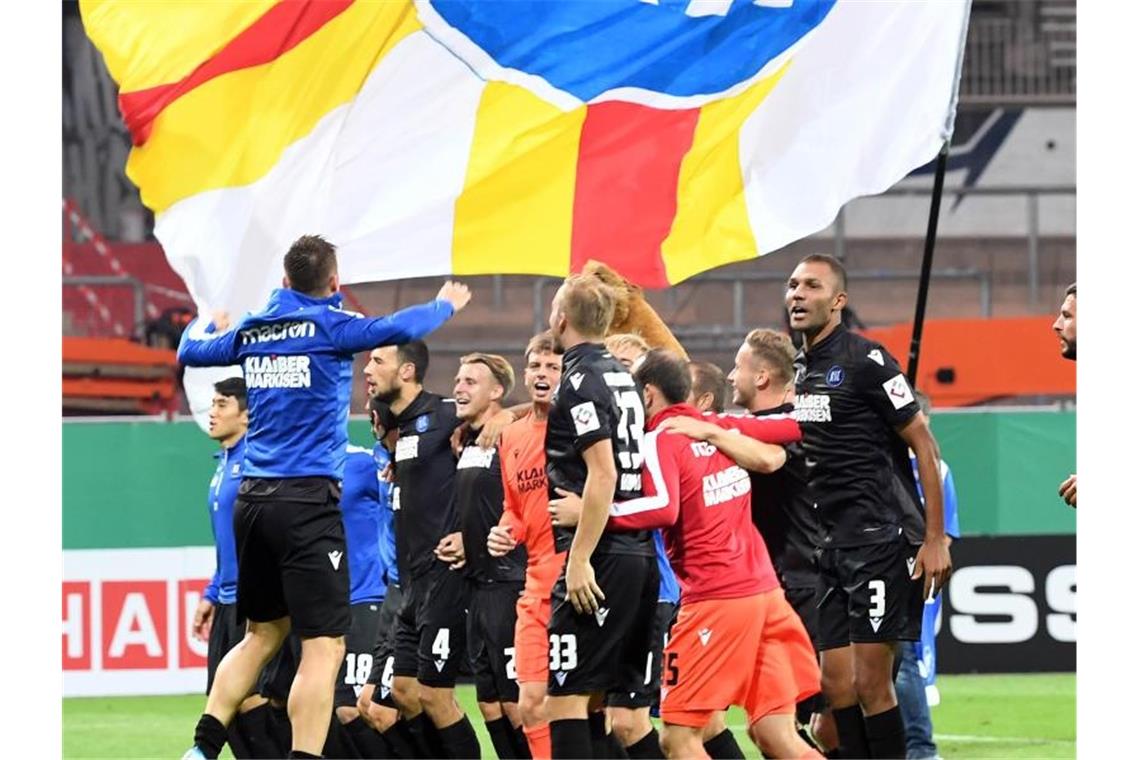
{"left": 703, "top": 729, "right": 745, "bottom": 759}
{"left": 625, "top": 728, "right": 664, "bottom": 759}
{"left": 270, "top": 705, "right": 294, "bottom": 756}
{"left": 438, "top": 715, "right": 481, "bottom": 759}
{"left": 194, "top": 713, "right": 229, "bottom": 760}
{"left": 586, "top": 713, "right": 627, "bottom": 759}
{"left": 288, "top": 752, "right": 322, "bottom": 759}
{"left": 323, "top": 715, "right": 363, "bottom": 759}
{"left": 344, "top": 716, "right": 392, "bottom": 759}
{"left": 235, "top": 704, "right": 283, "bottom": 758}
{"left": 510, "top": 725, "right": 532, "bottom": 759}
{"left": 486, "top": 717, "right": 519, "bottom": 759}
{"left": 550, "top": 719, "right": 591, "bottom": 759}
{"left": 863, "top": 706, "right": 906, "bottom": 759}
{"left": 380, "top": 719, "right": 419, "bottom": 759}
{"left": 831, "top": 704, "right": 870, "bottom": 759}
{"left": 227, "top": 722, "right": 253, "bottom": 759}
{"left": 405, "top": 713, "right": 439, "bottom": 758}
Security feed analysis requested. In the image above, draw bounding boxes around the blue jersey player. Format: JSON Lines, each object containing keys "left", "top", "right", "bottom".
{"left": 896, "top": 391, "right": 961, "bottom": 760}
{"left": 179, "top": 234, "right": 471, "bottom": 760}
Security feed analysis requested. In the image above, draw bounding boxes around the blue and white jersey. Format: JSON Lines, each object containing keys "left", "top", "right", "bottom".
{"left": 177, "top": 288, "right": 454, "bottom": 480}
{"left": 654, "top": 530, "right": 680, "bottom": 605}
{"left": 910, "top": 455, "right": 960, "bottom": 695}
{"left": 203, "top": 436, "right": 245, "bottom": 606}
{"left": 373, "top": 442, "right": 399, "bottom": 588}
{"left": 342, "top": 444, "right": 385, "bottom": 605}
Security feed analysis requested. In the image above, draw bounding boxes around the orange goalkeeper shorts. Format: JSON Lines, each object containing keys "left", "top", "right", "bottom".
{"left": 660, "top": 588, "right": 821, "bottom": 728}
{"left": 514, "top": 593, "right": 552, "bottom": 684}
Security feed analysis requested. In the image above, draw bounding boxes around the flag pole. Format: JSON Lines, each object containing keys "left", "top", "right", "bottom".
{"left": 906, "top": 141, "right": 949, "bottom": 385}
{"left": 905, "top": 0, "right": 971, "bottom": 386}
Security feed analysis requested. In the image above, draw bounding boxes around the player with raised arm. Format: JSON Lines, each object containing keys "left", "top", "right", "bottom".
{"left": 178, "top": 235, "right": 470, "bottom": 760}
{"left": 486, "top": 332, "right": 564, "bottom": 759}
{"left": 364, "top": 340, "right": 480, "bottom": 759}
{"left": 786, "top": 254, "right": 950, "bottom": 759}
{"left": 543, "top": 275, "right": 661, "bottom": 759}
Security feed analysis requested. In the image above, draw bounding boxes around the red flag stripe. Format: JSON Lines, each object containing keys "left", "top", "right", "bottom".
{"left": 570, "top": 101, "right": 700, "bottom": 288}
{"left": 118, "top": 0, "right": 353, "bottom": 147}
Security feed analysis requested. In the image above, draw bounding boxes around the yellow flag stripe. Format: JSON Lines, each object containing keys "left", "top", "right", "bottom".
{"left": 452, "top": 82, "right": 585, "bottom": 278}
{"left": 81, "top": 0, "right": 277, "bottom": 92}
{"left": 125, "top": 1, "right": 421, "bottom": 214}
{"left": 661, "top": 62, "right": 791, "bottom": 285}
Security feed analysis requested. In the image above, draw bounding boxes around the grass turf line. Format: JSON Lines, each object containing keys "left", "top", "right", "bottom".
{"left": 63, "top": 673, "right": 1074, "bottom": 759}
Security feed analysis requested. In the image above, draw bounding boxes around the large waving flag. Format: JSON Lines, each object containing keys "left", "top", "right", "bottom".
{"left": 82, "top": 0, "right": 968, "bottom": 320}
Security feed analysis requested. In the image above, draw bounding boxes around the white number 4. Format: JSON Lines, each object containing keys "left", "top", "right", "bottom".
{"left": 432, "top": 628, "right": 451, "bottom": 661}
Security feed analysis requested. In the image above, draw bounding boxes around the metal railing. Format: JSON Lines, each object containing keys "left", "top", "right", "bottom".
{"left": 63, "top": 275, "right": 146, "bottom": 337}
{"left": 959, "top": 14, "right": 1076, "bottom": 105}
{"left": 853, "top": 184, "right": 1075, "bottom": 308}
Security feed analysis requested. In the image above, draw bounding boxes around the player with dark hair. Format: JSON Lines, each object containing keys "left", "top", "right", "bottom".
{"left": 686, "top": 362, "right": 729, "bottom": 414}
{"left": 363, "top": 340, "right": 480, "bottom": 759}
{"left": 357, "top": 397, "right": 421, "bottom": 759}
{"left": 1054, "top": 283, "right": 1077, "bottom": 507}
{"left": 191, "top": 379, "right": 280, "bottom": 758}
{"left": 786, "top": 253, "right": 950, "bottom": 759}
{"left": 486, "top": 332, "right": 564, "bottom": 759}
{"left": 543, "top": 274, "right": 661, "bottom": 759}
{"left": 548, "top": 349, "right": 819, "bottom": 759}
{"left": 178, "top": 235, "right": 470, "bottom": 760}
{"left": 440, "top": 352, "right": 533, "bottom": 759}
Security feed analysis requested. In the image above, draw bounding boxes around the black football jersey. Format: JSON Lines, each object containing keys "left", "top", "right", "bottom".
{"left": 748, "top": 403, "right": 823, "bottom": 589}
{"left": 392, "top": 390, "right": 462, "bottom": 578}
{"left": 545, "top": 343, "right": 654, "bottom": 557}
{"left": 792, "top": 325, "right": 925, "bottom": 548}
{"left": 455, "top": 426, "right": 527, "bottom": 584}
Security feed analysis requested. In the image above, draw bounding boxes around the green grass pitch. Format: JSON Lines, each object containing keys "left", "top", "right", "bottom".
{"left": 63, "top": 673, "right": 1074, "bottom": 759}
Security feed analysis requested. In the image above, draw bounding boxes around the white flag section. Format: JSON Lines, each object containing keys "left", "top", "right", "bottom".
{"left": 740, "top": 1, "right": 968, "bottom": 254}
{"left": 84, "top": 0, "right": 969, "bottom": 430}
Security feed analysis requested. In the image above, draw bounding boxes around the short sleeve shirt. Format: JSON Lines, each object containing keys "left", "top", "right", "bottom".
{"left": 792, "top": 325, "right": 924, "bottom": 547}
{"left": 545, "top": 343, "right": 654, "bottom": 557}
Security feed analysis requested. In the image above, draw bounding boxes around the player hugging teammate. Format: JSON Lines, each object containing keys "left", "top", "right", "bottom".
{"left": 182, "top": 236, "right": 952, "bottom": 760}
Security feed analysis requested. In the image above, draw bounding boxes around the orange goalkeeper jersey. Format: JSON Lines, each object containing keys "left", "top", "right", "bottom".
{"left": 499, "top": 413, "right": 564, "bottom": 599}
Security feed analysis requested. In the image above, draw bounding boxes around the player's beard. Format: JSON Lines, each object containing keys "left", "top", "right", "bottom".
{"left": 1061, "top": 337, "right": 1076, "bottom": 361}
{"left": 372, "top": 381, "right": 402, "bottom": 404}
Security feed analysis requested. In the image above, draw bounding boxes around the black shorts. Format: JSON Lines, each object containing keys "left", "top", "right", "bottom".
{"left": 393, "top": 561, "right": 470, "bottom": 688}
{"left": 607, "top": 600, "right": 677, "bottom": 709}
{"left": 335, "top": 602, "right": 385, "bottom": 708}
{"left": 547, "top": 553, "right": 660, "bottom": 697}
{"left": 785, "top": 584, "right": 820, "bottom": 648}
{"left": 234, "top": 477, "right": 351, "bottom": 638}
{"left": 206, "top": 602, "right": 245, "bottom": 694}
{"left": 468, "top": 582, "right": 524, "bottom": 704}
{"left": 815, "top": 536, "right": 924, "bottom": 651}
{"left": 367, "top": 586, "right": 404, "bottom": 708}
{"left": 258, "top": 633, "right": 302, "bottom": 702}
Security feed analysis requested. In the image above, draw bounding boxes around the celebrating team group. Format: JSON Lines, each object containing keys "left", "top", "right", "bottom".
{"left": 178, "top": 235, "right": 952, "bottom": 760}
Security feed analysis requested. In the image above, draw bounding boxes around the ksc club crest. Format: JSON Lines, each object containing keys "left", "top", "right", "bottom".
{"left": 416, "top": 0, "right": 837, "bottom": 110}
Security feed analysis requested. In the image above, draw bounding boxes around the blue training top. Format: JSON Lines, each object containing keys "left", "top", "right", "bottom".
{"left": 910, "top": 455, "right": 960, "bottom": 688}
{"left": 203, "top": 435, "right": 245, "bottom": 606}
{"left": 373, "top": 442, "right": 399, "bottom": 588}
{"left": 342, "top": 444, "right": 387, "bottom": 605}
{"left": 177, "top": 288, "right": 455, "bottom": 480}
{"left": 654, "top": 530, "right": 680, "bottom": 605}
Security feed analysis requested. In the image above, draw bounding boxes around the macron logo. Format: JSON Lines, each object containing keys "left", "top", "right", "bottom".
{"left": 328, "top": 550, "right": 343, "bottom": 570}
{"left": 569, "top": 373, "right": 584, "bottom": 391}
{"left": 868, "top": 349, "right": 885, "bottom": 366}
{"left": 698, "top": 628, "right": 712, "bottom": 646}
{"left": 555, "top": 672, "right": 568, "bottom": 686}
{"left": 869, "top": 617, "right": 884, "bottom": 633}
{"left": 434, "top": 660, "right": 446, "bottom": 673}
{"left": 594, "top": 607, "right": 610, "bottom": 627}
{"left": 906, "top": 557, "right": 917, "bottom": 576}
